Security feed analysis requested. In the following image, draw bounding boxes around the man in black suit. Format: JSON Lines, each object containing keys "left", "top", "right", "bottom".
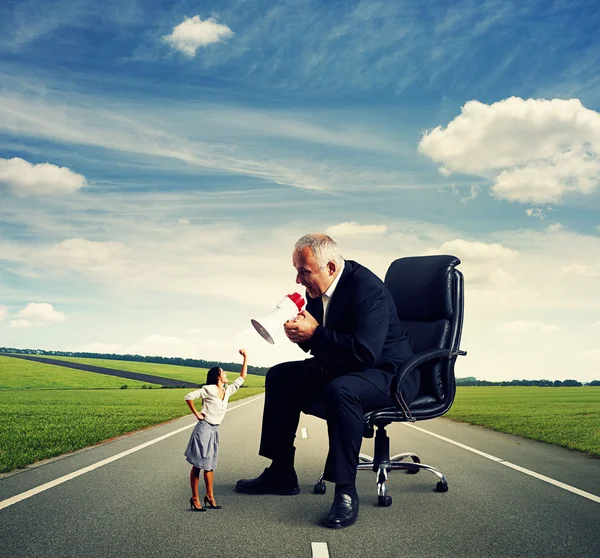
{"left": 236, "top": 233, "right": 419, "bottom": 529}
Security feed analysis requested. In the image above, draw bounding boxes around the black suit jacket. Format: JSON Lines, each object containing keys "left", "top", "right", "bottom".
{"left": 299, "top": 260, "right": 419, "bottom": 404}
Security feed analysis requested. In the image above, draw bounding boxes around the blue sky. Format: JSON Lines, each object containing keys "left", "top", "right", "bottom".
{"left": 1, "top": 0, "right": 600, "bottom": 381}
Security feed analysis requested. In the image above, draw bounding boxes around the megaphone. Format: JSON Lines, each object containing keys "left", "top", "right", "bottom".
{"left": 251, "top": 293, "right": 306, "bottom": 344}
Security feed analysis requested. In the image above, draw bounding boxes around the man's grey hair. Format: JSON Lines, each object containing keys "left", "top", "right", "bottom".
{"left": 294, "top": 233, "right": 344, "bottom": 269}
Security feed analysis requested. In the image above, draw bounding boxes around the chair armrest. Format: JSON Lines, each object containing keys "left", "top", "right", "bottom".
{"left": 395, "top": 347, "right": 467, "bottom": 389}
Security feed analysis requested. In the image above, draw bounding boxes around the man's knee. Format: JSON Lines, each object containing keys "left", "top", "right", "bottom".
{"left": 324, "top": 377, "right": 360, "bottom": 407}
{"left": 266, "top": 361, "right": 302, "bottom": 390}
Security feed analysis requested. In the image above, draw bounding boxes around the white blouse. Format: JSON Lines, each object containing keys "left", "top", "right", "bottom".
{"left": 184, "top": 377, "right": 245, "bottom": 425}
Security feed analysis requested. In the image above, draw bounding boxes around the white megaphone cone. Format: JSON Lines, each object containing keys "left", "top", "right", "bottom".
{"left": 251, "top": 293, "right": 306, "bottom": 344}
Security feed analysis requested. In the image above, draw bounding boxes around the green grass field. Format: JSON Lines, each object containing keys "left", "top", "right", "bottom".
{"left": 0, "top": 356, "right": 151, "bottom": 390}
{"left": 0, "top": 387, "right": 264, "bottom": 473}
{"left": 36, "top": 355, "right": 266, "bottom": 388}
{"left": 0, "top": 355, "right": 266, "bottom": 473}
{"left": 447, "top": 386, "right": 600, "bottom": 456}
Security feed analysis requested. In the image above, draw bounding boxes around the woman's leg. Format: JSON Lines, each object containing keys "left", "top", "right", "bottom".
{"left": 190, "top": 466, "right": 202, "bottom": 506}
{"left": 203, "top": 470, "right": 215, "bottom": 504}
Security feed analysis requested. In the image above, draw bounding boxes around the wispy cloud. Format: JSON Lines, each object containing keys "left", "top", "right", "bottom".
{"left": 0, "top": 86, "right": 422, "bottom": 193}
{"left": 439, "top": 239, "right": 518, "bottom": 260}
{"left": 0, "top": 0, "right": 142, "bottom": 52}
{"left": 325, "top": 222, "right": 388, "bottom": 237}
{"left": 526, "top": 207, "right": 552, "bottom": 219}
{"left": 193, "top": 0, "right": 527, "bottom": 94}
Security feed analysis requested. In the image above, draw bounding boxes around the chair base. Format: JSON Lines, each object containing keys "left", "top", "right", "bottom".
{"left": 313, "top": 427, "right": 449, "bottom": 506}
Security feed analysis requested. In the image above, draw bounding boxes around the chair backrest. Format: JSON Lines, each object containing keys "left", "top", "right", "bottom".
{"left": 384, "top": 255, "right": 464, "bottom": 414}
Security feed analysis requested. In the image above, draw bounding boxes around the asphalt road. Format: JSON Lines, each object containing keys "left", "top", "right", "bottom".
{"left": 1, "top": 394, "right": 599, "bottom": 558}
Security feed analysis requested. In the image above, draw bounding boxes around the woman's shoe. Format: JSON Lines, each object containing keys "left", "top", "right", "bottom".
{"left": 190, "top": 498, "right": 207, "bottom": 512}
{"left": 204, "top": 496, "right": 222, "bottom": 510}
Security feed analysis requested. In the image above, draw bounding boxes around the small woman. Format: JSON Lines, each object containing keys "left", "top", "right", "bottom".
{"left": 184, "top": 348, "right": 248, "bottom": 511}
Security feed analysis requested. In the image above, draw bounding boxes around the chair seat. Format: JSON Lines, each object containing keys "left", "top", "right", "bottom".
{"left": 304, "top": 397, "right": 450, "bottom": 431}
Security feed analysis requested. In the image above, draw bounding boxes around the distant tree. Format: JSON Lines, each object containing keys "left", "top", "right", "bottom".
{"left": 456, "top": 377, "right": 477, "bottom": 386}
{"left": 1, "top": 347, "right": 592, "bottom": 385}
{"left": 0, "top": 346, "right": 270, "bottom": 376}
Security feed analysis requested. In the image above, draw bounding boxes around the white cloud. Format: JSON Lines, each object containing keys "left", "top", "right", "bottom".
{"left": 526, "top": 207, "right": 551, "bottom": 219}
{"left": 42, "top": 239, "right": 129, "bottom": 273}
{"left": 10, "top": 319, "right": 33, "bottom": 329}
{"left": 178, "top": 218, "right": 191, "bottom": 225}
{"left": 419, "top": 97, "right": 600, "bottom": 203}
{"left": 0, "top": 157, "right": 87, "bottom": 196}
{"left": 460, "top": 185, "right": 480, "bottom": 203}
{"left": 0, "top": 305, "right": 8, "bottom": 322}
{"left": 439, "top": 239, "right": 517, "bottom": 259}
{"left": 16, "top": 303, "right": 66, "bottom": 327}
{"left": 560, "top": 263, "right": 600, "bottom": 277}
{"left": 444, "top": 184, "right": 481, "bottom": 203}
{"left": 498, "top": 320, "right": 560, "bottom": 334}
{"left": 325, "top": 222, "right": 388, "bottom": 237}
{"left": 163, "top": 16, "right": 234, "bottom": 57}
{"left": 9, "top": 302, "right": 66, "bottom": 329}
{"left": 493, "top": 149, "right": 600, "bottom": 203}
{"left": 546, "top": 223, "right": 563, "bottom": 232}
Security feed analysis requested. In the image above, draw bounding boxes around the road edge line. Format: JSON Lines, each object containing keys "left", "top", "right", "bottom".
{"left": 402, "top": 423, "right": 600, "bottom": 504}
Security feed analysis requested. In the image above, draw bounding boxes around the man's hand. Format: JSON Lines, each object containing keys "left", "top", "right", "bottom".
{"left": 284, "top": 310, "right": 319, "bottom": 343}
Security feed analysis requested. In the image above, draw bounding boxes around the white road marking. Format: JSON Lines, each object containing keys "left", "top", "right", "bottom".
{"left": 301, "top": 427, "right": 308, "bottom": 438}
{"left": 0, "top": 394, "right": 264, "bottom": 511}
{"left": 311, "top": 542, "right": 330, "bottom": 558}
{"left": 403, "top": 423, "right": 600, "bottom": 504}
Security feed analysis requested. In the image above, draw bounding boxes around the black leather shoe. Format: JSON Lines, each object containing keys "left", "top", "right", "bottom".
{"left": 235, "top": 467, "right": 300, "bottom": 495}
{"left": 324, "top": 493, "right": 359, "bottom": 529}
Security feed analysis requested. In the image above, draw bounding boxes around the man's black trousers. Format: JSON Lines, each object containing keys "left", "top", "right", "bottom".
{"left": 258, "top": 359, "right": 397, "bottom": 485}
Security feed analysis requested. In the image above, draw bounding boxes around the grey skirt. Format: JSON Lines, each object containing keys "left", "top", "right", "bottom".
{"left": 184, "top": 420, "right": 219, "bottom": 470}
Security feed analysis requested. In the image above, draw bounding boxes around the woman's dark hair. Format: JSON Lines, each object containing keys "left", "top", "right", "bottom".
{"left": 205, "top": 367, "right": 222, "bottom": 385}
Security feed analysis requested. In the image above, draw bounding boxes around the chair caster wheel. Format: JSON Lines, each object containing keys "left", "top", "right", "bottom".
{"left": 435, "top": 482, "right": 448, "bottom": 492}
{"left": 378, "top": 495, "right": 392, "bottom": 507}
{"left": 314, "top": 482, "right": 326, "bottom": 495}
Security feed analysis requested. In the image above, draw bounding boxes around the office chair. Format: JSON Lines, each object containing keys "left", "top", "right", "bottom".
{"left": 309, "top": 255, "right": 466, "bottom": 507}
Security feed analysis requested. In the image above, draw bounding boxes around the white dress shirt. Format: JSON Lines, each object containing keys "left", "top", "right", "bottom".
{"left": 184, "top": 377, "right": 244, "bottom": 425}
{"left": 321, "top": 264, "right": 344, "bottom": 326}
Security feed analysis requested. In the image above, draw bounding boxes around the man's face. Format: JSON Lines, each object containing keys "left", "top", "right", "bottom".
{"left": 293, "top": 246, "right": 336, "bottom": 299}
